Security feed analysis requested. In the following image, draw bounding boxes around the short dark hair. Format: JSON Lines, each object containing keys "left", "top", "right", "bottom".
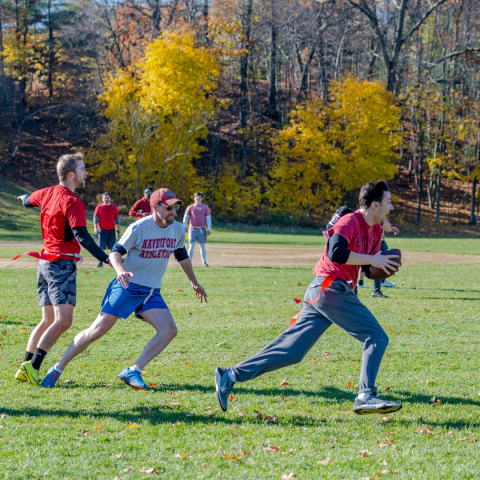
{"left": 144, "top": 186, "right": 153, "bottom": 191}
{"left": 102, "top": 192, "right": 110, "bottom": 197}
{"left": 194, "top": 192, "right": 203, "bottom": 198}
{"left": 359, "top": 181, "right": 389, "bottom": 208}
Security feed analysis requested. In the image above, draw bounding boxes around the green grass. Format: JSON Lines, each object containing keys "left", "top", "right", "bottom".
{"left": 1, "top": 264, "right": 480, "bottom": 478}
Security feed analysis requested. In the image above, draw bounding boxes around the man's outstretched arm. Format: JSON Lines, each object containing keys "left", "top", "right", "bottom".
{"left": 174, "top": 247, "right": 207, "bottom": 302}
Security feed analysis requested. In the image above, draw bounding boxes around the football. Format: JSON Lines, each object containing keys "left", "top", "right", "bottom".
{"left": 369, "top": 249, "right": 402, "bottom": 280}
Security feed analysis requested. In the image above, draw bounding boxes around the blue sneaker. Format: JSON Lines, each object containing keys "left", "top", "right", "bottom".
{"left": 42, "top": 364, "right": 62, "bottom": 388}
{"left": 118, "top": 368, "right": 150, "bottom": 391}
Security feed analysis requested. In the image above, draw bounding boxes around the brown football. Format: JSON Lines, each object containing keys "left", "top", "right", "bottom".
{"left": 369, "top": 249, "right": 402, "bottom": 281}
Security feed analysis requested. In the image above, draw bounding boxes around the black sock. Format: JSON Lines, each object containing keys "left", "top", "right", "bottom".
{"left": 31, "top": 348, "right": 48, "bottom": 371}
{"left": 24, "top": 351, "right": 34, "bottom": 362}
{"left": 358, "top": 280, "right": 364, "bottom": 286}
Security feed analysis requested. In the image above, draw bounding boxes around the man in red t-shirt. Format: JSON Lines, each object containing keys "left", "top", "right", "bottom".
{"left": 15, "top": 152, "right": 111, "bottom": 386}
{"left": 183, "top": 192, "right": 212, "bottom": 267}
{"left": 129, "top": 186, "right": 153, "bottom": 218}
{"left": 215, "top": 181, "right": 403, "bottom": 416}
{"left": 94, "top": 192, "right": 122, "bottom": 267}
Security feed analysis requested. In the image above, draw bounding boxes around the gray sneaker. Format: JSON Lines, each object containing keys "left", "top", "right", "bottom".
{"left": 353, "top": 393, "right": 402, "bottom": 415}
{"left": 215, "top": 367, "right": 235, "bottom": 412}
{"left": 97, "top": 261, "right": 103, "bottom": 268}
{"left": 382, "top": 280, "right": 396, "bottom": 288}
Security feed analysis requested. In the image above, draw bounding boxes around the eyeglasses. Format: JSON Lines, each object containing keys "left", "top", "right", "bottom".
{"left": 156, "top": 203, "right": 180, "bottom": 211}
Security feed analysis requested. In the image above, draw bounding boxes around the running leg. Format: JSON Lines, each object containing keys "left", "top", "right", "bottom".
{"left": 25, "top": 305, "right": 55, "bottom": 354}
{"left": 199, "top": 243, "right": 207, "bottom": 263}
{"left": 188, "top": 241, "right": 196, "bottom": 260}
{"left": 57, "top": 312, "right": 118, "bottom": 371}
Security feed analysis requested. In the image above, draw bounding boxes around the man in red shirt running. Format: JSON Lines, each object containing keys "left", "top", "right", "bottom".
{"left": 94, "top": 192, "right": 122, "bottom": 268}
{"left": 129, "top": 186, "right": 153, "bottom": 218}
{"left": 15, "top": 152, "right": 111, "bottom": 386}
{"left": 215, "top": 181, "right": 403, "bottom": 416}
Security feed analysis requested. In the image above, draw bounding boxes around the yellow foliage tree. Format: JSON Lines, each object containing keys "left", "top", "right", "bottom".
{"left": 268, "top": 76, "right": 401, "bottom": 219}
{"left": 90, "top": 30, "right": 220, "bottom": 201}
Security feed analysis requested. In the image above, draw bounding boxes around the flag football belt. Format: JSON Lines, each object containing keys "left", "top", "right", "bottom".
{"left": 290, "top": 276, "right": 353, "bottom": 326}
{"left": 190, "top": 226, "right": 206, "bottom": 230}
{"left": 12, "top": 249, "right": 83, "bottom": 263}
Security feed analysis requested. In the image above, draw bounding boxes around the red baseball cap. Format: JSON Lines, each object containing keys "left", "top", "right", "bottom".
{"left": 150, "top": 188, "right": 183, "bottom": 206}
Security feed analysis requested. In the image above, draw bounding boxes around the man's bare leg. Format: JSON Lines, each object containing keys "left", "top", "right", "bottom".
{"left": 36, "top": 304, "right": 75, "bottom": 352}
{"left": 132, "top": 308, "right": 178, "bottom": 369}
{"left": 57, "top": 312, "right": 118, "bottom": 371}
{"left": 25, "top": 306, "right": 55, "bottom": 354}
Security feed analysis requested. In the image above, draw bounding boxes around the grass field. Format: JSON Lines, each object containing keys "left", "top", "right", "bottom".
{"left": 1, "top": 263, "right": 480, "bottom": 478}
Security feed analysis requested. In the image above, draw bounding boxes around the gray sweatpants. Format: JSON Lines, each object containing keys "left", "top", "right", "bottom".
{"left": 232, "top": 276, "right": 389, "bottom": 394}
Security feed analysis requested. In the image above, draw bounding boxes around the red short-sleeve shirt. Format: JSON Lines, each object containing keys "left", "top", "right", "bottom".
{"left": 313, "top": 210, "right": 383, "bottom": 286}
{"left": 29, "top": 185, "right": 86, "bottom": 258}
{"left": 94, "top": 204, "right": 119, "bottom": 230}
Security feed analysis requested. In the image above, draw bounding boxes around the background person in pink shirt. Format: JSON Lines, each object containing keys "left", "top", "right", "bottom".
{"left": 183, "top": 192, "right": 211, "bottom": 267}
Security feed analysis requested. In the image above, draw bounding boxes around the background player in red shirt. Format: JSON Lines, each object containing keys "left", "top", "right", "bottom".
{"left": 215, "top": 181, "right": 403, "bottom": 416}
{"left": 16, "top": 152, "right": 111, "bottom": 385}
{"left": 129, "top": 186, "right": 153, "bottom": 218}
{"left": 183, "top": 192, "right": 212, "bottom": 267}
{"left": 94, "top": 192, "right": 122, "bottom": 268}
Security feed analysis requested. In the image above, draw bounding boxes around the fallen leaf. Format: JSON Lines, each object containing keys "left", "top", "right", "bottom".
{"left": 459, "top": 437, "right": 478, "bottom": 442}
{"left": 148, "top": 383, "right": 157, "bottom": 387}
{"left": 280, "top": 378, "right": 289, "bottom": 386}
{"left": 382, "top": 417, "right": 392, "bottom": 422}
{"left": 114, "top": 476, "right": 122, "bottom": 480}
{"left": 168, "top": 403, "right": 180, "bottom": 406}
{"left": 324, "top": 439, "right": 336, "bottom": 443}
{"left": 228, "top": 395, "right": 237, "bottom": 400}
{"left": 382, "top": 461, "right": 389, "bottom": 466}
{"left": 178, "top": 289, "right": 184, "bottom": 292}
{"left": 208, "top": 413, "right": 215, "bottom": 418}
{"left": 216, "top": 342, "right": 226, "bottom": 347}
{"left": 379, "top": 441, "right": 394, "bottom": 448}
{"left": 94, "top": 426, "right": 101, "bottom": 431}
{"left": 123, "top": 467, "right": 133, "bottom": 472}
{"left": 79, "top": 429, "right": 92, "bottom": 435}
{"left": 242, "top": 449, "right": 251, "bottom": 456}
{"left": 127, "top": 425, "right": 139, "bottom": 429}
{"left": 387, "top": 327, "right": 393, "bottom": 331}
{"left": 263, "top": 444, "right": 280, "bottom": 452}
{"left": 184, "top": 362, "right": 192, "bottom": 366}
{"left": 172, "top": 421, "right": 183, "bottom": 427}
{"left": 417, "top": 427, "right": 434, "bottom": 434}
{"left": 139, "top": 467, "right": 158, "bottom": 474}
{"left": 255, "top": 411, "right": 277, "bottom": 423}
{"left": 382, "top": 469, "right": 394, "bottom": 474}
{"left": 19, "top": 329, "right": 24, "bottom": 333}
{"left": 446, "top": 431, "right": 453, "bottom": 436}
{"left": 317, "top": 458, "right": 332, "bottom": 465}
{"left": 281, "top": 474, "right": 297, "bottom": 480}
{"left": 360, "top": 450, "right": 372, "bottom": 457}
{"left": 384, "top": 432, "right": 394, "bottom": 435}
{"left": 110, "top": 453, "right": 122, "bottom": 458}
{"left": 224, "top": 455, "right": 238, "bottom": 462}
{"left": 168, "top": 392, "right": 179, "bottom": 397}
{"left": 175, "top": 454, "right": 187, "bottom": 459}
{"left": 282, "top": 449, "right": 293, "bottom": 455}
{"left": 154, "top": 373, "right": 160, "bottom": 377}
{"left": 347, "top": 382, "right": 354, "bottom": 387}
{"left": 373, "top": 473, "right": 381, "bottom": 478}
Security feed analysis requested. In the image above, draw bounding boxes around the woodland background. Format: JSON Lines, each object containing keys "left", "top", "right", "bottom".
{"left": 0, "top": 0, "right": 480, "bottom": 230}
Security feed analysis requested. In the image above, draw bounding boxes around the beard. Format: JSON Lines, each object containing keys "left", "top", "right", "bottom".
{"left": 74, "top": 174, "right": 86, "bottom": 188}
{"left": 165, "top": 215, "right": 175, "bottom": 225}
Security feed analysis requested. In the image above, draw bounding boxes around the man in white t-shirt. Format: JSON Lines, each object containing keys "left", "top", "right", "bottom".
{"left": 42, "top": 188, "right": 207, "bottom": 390}
{"left": 183, "top": 192, "right": 211, "bottom": 267}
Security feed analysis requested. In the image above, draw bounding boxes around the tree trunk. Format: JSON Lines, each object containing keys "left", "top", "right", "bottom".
{"left": 203, "top": 0, "right": 209, "bottom": 44}
{"left": 470, "top": 176, "right": 477, "bottom": 225}
{"left": 416, "top": 129, "right": 424, "bottom": 226}
{"left": 267, "top": 0, "right": 277, "bottom": 120}
{"left": 0, "top": 5, "right": 4, "bottom": 75}
{"left": 435, "top": 164, "right": 442, "bottom": 223}
{"left": 47, "top": 0, "right": 54, "bottom": 99}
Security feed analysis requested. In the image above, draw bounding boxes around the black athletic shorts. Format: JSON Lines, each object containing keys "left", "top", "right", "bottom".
{"left": 99, "top": 228, "right": 116, "bottom": 249}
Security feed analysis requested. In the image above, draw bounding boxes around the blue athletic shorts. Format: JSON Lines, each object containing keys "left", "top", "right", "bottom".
{"left": 101, "top": 279, "right": 168, "bottom": 319}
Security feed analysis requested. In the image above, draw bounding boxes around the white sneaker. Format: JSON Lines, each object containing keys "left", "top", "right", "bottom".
{"left": 382, "top": 280, "right": 396, "bottom": 288}
{"left": 357, "top": 283, "right": 368, "bottom": 288}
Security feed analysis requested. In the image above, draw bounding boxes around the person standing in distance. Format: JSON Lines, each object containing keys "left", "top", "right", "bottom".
{"left": 15, "top": 153, "right": 112, "bottom": 386}
{"left": 183, "top": 192, "right": 212, "bottom": 267}
{"left": 94, "top": 192, "right": 122, "bottom": 268}
{"left": 129, "top": 186, "right": 153, "bottom": 218}
{"left": 215, "top": 181, "right": 402, "bottom": 416}
{"left": 42, "top": 188, "right": 207, "bottom": 390}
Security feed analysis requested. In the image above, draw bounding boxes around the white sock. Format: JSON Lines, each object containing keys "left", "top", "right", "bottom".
{"left": 129, "top": 366, "right": 141, "bottom": 372}
{"left": 227, "top": 369, "right": 236, "bottom": 382}
{"left": 200, "top": 243, "right": 207, "bottom": 263}
{"left": 188, "top": 242, "right": 196, "bottom": 259}
{"left": 358, "top": 392, "right": 373, "bottom": 400}
{"left": 54, "top": 363, "right": 63, "bottom": 374}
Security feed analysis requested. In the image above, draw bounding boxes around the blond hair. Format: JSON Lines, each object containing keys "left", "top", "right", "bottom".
{"left": 57, "top": 152, "right": 84, "bottom": 181}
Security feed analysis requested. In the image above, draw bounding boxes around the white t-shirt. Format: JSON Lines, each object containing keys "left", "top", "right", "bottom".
{"left": 118, "top": 217, "right": 185, "bottom": 289}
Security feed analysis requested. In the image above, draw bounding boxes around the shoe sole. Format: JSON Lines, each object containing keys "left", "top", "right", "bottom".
{"left": 21, "top": 365, "right": 41, "bottom": 386}
{"left": 118, "top": 376, "right": 150, "bottom": 391}
{"left": 15, "top": 371, "right": 27, "bottom": 382}
{"left": 353, "top": 404, "right": 402, "bottom": 415}
{"left": 215, "top": 368, "right": 227, "bottom": 412}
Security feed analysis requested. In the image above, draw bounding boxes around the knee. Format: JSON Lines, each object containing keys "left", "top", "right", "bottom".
{"left": 376, "top": 333, "right": 389, "bottom": 350}
{"left": 89, "top": 326, "right": 108, "bottom": 341}
{"left": 58, "top": 318, "right": 72, "bottom": 331}
{"left": 167, "top": 324, "right": 178, "bottom": 340}
{"left": 290, "top": 352, "right": 306, "bottom": 365}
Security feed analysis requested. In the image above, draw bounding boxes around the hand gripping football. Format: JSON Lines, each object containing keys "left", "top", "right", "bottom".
{"left": 369, "top": 249, "right": 402, "bottom": 281}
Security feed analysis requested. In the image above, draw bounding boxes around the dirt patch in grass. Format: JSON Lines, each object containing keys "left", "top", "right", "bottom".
{"left": 1, "top": 242, "right": 479, "bottom": 268}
